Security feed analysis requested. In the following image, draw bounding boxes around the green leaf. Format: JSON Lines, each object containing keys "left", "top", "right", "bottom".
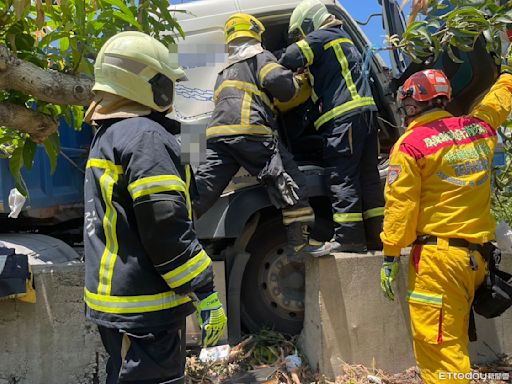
{"left": 22, "top": 140, "right": 37, "bottom": 171}
{"left": 43, "top": 132, "right": 60, "bottom": 174}
{"left": 59, "top": 36, "right": 70, "bottom": 52}
{"left": 111, "top": 10, "right": 142, "bottom": 29}
{"left": 8, "top": 146, "right": 27, "bottom": 196}
{"left": 72, "top": 106, "right": 85, "bottom": 131}
{"left": 101, "top": 0, "right": 133, "bottom": 18}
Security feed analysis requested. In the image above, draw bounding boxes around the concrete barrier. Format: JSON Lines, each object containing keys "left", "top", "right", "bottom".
{"left": 0, "top": 263, "right": 107, "bottom": 384}
{"left": 300, "top": 251, "right": 512, "bottom": 379}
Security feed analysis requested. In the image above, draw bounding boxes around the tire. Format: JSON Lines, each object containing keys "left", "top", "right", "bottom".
{"left": 240, "top": 217, "right": 305, "bottom": 335}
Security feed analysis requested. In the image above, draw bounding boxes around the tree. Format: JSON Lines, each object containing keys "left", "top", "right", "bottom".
{"left": 0, "top": 0, "right": 184, "bottom": 195}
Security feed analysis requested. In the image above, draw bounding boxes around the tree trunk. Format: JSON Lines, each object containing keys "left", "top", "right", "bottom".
{"left": 0, "top": 44, "right": 94, "bottom": 106}
{"left": 0, "top": 102, "right": 58, "bottom": 143}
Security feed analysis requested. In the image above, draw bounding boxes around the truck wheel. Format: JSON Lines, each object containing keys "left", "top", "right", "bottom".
{"left": 241, "top": 217, "right": 305, "bottom": 335}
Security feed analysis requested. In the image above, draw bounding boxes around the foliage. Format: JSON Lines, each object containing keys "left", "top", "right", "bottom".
{"left": 493, "top": 124, "right": 512, "bottom": 226}
{"left": 395, "top": 0, "right": 512, "bottom": 64}
{"left": 0, "top": 0, "right": 185, "bottom": 196}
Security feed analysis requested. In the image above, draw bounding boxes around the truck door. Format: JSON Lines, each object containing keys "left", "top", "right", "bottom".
{"left": 379, "top": 0, "right": 410, "bottom": 77}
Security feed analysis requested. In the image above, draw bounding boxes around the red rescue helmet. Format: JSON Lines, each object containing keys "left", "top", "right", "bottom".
{"left": 400, "top": 69, "right": 452, "bottom": 102}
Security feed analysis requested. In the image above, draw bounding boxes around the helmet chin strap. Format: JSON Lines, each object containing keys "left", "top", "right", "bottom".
{"left": 402, "top": 98, "right": 446, "bottom": 123}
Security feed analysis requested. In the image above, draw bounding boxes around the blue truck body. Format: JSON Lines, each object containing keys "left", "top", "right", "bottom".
{"left": 0, "top": 119, "right": 92, "bottom": 218}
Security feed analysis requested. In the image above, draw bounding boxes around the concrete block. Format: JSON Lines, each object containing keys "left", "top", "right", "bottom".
{"left": 0, "top": 264, "right": 107, "bottom": 384}
{"left": 301, "top": 251, "right": 512, "bottom": 379}
{"left": 0, "top": 260, "right": 227, "bottom": 384}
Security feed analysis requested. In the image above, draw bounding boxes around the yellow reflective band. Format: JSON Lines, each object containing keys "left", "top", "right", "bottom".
{"left": 241, "top": 92, "right": 253, "bottom": 126}
{"left": 332, "top": 44, "right": 360, "bottom": 100}
{"left": 407, "top": 290, "right": 443, "bottom": 307}
{"left": 323, "top": 38, "right": 354, "bottom": 50}
{"left": 314, "top": 97, "right": 376, "bottom": 129}
{"left": 86, "top": 159, "right": 123, "bottom": 174}
{"left": 297, "top": 40, "right": 314, "bottom": 65}
{"left": 307, "top": 72, "right": 319, "bottom": 103}
{"left": 283, "top": 214, "right": 315, "bottom": 225}
{"left": 84, "top": 288, "right": 191, "bottom": 314}
{"left": 311, "top": 89, "right": 319, "bottom": 103}
{"left": 206, "top": 124, "right": 273, "bottom": 138}
{"left": 97, "top": 168, "right": 120, "bottom": 296}
{"left": 333, "top": 212, "right": 363, "bottom": 223}
{"left": 162, "top": 250, "right": 212, "bottom": 289}
{"left": 128, "top": 175, "right": 186, "bottom": 201}
{"left": 214, "top": 80, "right": 273, "bottom": 110}
{"left": 185, "top": 165, "right": 192, "bottom": 220}
{"left": 363, "top": 207, "right": 384, "bottom": 219}
{"left": 282, "top": 207, "right": 314, "bottom": 218}
{"left": 259, "top": 63, "right": 283, "bottom": 85}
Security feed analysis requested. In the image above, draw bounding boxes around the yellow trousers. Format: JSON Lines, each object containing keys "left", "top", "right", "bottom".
{"left": 407, "top": 239, "right": 487, "bottom": 384}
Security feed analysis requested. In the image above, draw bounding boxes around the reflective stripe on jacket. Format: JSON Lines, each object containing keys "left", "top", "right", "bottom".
{"left": 207, "top": 50, "right": 297, "bottom": 139}
{"left": 84, "top": 113, "right": 213, "bottom": 329}
{"left": 381, "top": 74, "right": 512, "bottom": 256}
{"left": 279, "top": 26, "right": 377, "bottom": 130}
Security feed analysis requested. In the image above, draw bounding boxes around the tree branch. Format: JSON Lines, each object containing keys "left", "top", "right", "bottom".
{"left": 0, "top": 44, "right": 94, "bottom": 106}
{"left": 0, "top": 102, "right": 58, "bottom": 143}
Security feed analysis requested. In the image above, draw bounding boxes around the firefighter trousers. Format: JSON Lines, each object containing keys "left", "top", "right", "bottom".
{"left": 98, "top": 320, "right": 186, "bottom": 384}
{"left": 407, "top": 241, "right": 487, "bottom": 384}
{"left": 194, "top": 136, "right": 315, "bottom": 246}
{"left": 321, "top": 111, "right": 384, "bottom": 248}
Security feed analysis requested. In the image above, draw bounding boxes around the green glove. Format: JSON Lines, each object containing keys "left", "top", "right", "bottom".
{"left": 380, "top": 256, "right": 400, "bottom": 301}
{"left": 194, "top": 292, "right": 227, "bottom": 347}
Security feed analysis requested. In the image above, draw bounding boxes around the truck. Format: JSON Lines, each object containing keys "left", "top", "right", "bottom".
{"left": 0, "top": 0, "right": 502, "bottom": 343}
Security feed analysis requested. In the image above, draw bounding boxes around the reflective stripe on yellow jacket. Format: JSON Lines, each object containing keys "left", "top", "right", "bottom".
{"left": 381, "top": 74, "right": 512, "bottom": 256}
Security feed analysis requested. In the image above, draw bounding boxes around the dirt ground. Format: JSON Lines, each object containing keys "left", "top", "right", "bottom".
{"left": 185, "top": 331, "right": 512, "bottom": 384}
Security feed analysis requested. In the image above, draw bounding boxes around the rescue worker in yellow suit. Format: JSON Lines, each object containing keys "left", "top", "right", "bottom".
{"left": 380, "top": 63, "right": 512, "bottom": 383}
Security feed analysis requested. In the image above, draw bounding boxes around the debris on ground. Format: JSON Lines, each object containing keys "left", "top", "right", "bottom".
{"left": 185, "top": 330, "right": 512, "bottom": 383}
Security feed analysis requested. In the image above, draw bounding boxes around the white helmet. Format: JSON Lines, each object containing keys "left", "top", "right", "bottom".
{"left": 93, "top": 31, "right": 187, "bottom": 112}
{"left": 289, "top": 0, "right": 331, "bottom": 39}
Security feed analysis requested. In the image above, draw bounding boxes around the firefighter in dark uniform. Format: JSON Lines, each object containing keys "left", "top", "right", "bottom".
{"left": 83, "top": 31, "right": 227, "bottom": 384}
{"left": 280, "top": 0, "right": 385, "bottom": 253}
{"left": 194, "top": 13, "right": 329, "bottom": 258}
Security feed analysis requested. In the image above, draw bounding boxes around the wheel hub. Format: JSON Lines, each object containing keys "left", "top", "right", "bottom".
{"left": 259, "top": 245, "right": 305, "bottom": 318}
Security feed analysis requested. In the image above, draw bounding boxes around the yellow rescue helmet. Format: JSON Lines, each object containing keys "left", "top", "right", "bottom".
{"left": 224, "top": 13, "right": 265, "bottom": 44}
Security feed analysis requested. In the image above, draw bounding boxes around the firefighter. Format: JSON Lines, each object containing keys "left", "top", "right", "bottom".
{"left": 83, "top": 31, "right": 227, "bottom": 384}
{"left": 280, "top": 0, "right": 384, "bottom": 254}
{"left": 194, "top": 13, "right": 328, "bottom": 258}
{"left": 380, "top": 65, "right": 512, "bottom": 383}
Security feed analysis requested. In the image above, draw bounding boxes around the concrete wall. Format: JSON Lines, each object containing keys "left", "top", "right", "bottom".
{"left": 0, "top": 235, "right": 227, "bottom": 384}
{"left": 301, "top": 251, "right": 512, "bottom": 379}
{"left": 0, "top": 264, "right": 107, "bottom": 384}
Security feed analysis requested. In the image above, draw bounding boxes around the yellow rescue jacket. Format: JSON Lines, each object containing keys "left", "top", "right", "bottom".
{"left": 381, "top": 74, "right": 512, "bottom": 256}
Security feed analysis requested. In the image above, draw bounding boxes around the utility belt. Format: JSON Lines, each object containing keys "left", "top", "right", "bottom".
{"left": 414, "top": 235, "right": 474, "bottom": 248}
{"left": 415, "top": 235, "right": 512, "bottom": 341}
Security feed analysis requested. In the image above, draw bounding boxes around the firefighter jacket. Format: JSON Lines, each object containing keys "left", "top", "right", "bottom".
{"left": 381, "top": 74, "right": 512, "bottom": 257}
{"left": 84, "top": 112, "right": 214, "bottom": 329}
{"left": 279, "top": 25, "right": 377, "bottom": 131}
{"left": 207, "top": 50, "right": 298, "bottom": 139}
